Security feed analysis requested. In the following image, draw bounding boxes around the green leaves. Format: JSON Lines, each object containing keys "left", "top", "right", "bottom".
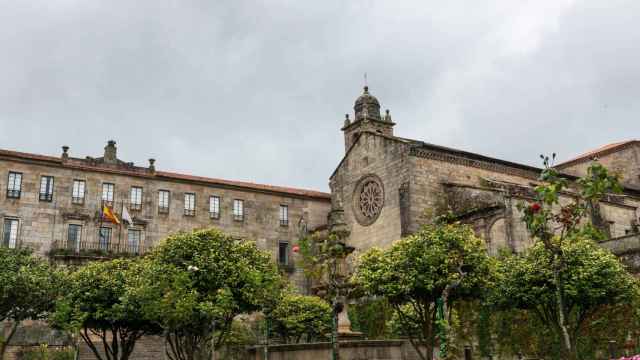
{"left": 267, "top": 293, "right": 332, "bottom": 343}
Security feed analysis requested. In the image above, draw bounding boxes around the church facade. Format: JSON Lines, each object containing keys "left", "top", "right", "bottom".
{"left": 1, "top": 87, "right": 639, "bottom": 274}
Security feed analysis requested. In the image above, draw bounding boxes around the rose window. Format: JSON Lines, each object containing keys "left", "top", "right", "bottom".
{"left": 353, "top": 175, "right": 384, "bottom": 226}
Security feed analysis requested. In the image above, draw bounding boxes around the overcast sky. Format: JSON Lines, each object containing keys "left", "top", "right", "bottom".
{"left": 1, "top": 1, "right": 638, "bottom": 191}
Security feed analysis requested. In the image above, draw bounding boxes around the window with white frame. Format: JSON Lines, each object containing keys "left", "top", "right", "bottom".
{"left": 130, "top": 186, "right": 143, "bottom": 210}
{"left": 39, "top": 176, "right": 54, "bottom": 202}
{"left": 233, "top": 199, "right": 244, "bottom": 221}
{"left": 184, "top": 193, "right": 195, "bottom": 216}
{"left": 72, "top": 180, "right": 86, "bottom": 204}
{"left": 209, "top": 196, "right": 220, "bottom": 219}
{"left": 7, "top": 172, "right": 22, "bottom": 199}
{"left": 67, "top": 224, "right": 82, "bottom": 252}
{"left": 158, "top": 190, "right": 170, "bottom": 214}
{"left": 280, "top": 205, "right": 289, "bottom": 226}
{"left": 102, "top": 183, "right": 114, "bottom": 206}
{"left": 2, "top": 219, "right": 18, "bottom": 248}
{"left": 127, "top": 229, "right": 141, "bottom": 254}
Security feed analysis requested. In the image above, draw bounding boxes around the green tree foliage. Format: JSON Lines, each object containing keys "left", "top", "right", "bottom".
{"left": 267, "top": 293, "right": 332, "bottom": 343}
{"left": 354, "top": 223, "right": 494, "bottom": 360}
{"left": 51, "top": 259, "right": 160, "bottom": 360}
{"left": 513, "top": 158, "right": 629, "bottom": 359}
{"left": 139, "top": 228, "right": 281, "bottom": 360}
{"left": 0, "top": 248, "right": 61, "bottom": 360}
{"left": 490, "top": 235, "right": 639, "bottom": 359}
{"left": 348, "top": 298, "right": 393, "bottom": 339}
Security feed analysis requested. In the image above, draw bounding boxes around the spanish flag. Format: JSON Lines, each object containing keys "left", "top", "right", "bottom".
{"left": 103, "top": 205, "right": 121, "bottom": 225}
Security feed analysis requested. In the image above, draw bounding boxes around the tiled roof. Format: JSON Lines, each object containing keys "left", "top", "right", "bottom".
{"left": 557, "top": 140, "right": 639, "bottom": 168}
{"left": 0, "top": 148, "right": 331, "bottom": 201}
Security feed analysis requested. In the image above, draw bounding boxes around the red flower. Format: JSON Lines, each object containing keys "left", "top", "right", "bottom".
{"left": 292, "top": 245, "right": 300, "bottom": 253}
{"left": 530, "top": 203, "right": 541, "bottom": 213}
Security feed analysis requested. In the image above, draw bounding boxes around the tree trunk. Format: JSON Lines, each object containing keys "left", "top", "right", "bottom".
{"left": 552, "top": 255, "right": 574, "bottom": 359}
{"left": 0, "top": 321, "right": 19, "bottom": 360}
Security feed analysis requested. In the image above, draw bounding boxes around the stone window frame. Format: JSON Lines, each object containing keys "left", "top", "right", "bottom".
{"left": 278, "top": 241, "right": 289, "bottom": 265}
{"left": 209, "top": 195, "right": 221, "bottom": 219}
{"left": 233, "top": 199, "right": 244, "bottom": 222}
{"left": 66, "top": 223, "right": 83, "bottom": 253}
{"left": 2, "top": 217, "right": 20, "bottom": 249}
{"left": 158, "top": 190, "right": 170, "bottom": 214}
{"left": 6, "top": 171, "right": 22, "bottom": 199}
{"left": 101, "top": 182, "right": 115, "bottom": 207}
{"left": 39, "top": 175, "right": 54, "bottom": 202}
{"left": 127, "top": 228, "right": 143, "bottom": 254}
{"left": 72, "top": 179, "right": 86, "bottom": 205}
{"left": 279, "top": 204, "right": 289, "bottom": 227}
{"left": 352, "top": 174, "right": 385, "bottom": 226}
{"left": 184, "top": 193, "right": 196, "bottom": 217}
{"left": 130, "top": 186, "right": 143, "bottom": 211}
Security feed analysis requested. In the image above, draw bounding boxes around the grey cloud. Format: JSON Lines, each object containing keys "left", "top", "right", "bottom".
{"left": 0, "top": 0, "right": 638, "bottom": 190}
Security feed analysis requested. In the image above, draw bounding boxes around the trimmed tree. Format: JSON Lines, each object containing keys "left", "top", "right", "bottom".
{"left": 0, "top": 248, "right": 61, "bottom": 360}
{"left": 51, "top": 259, "right": 161, "bottom": 360}
{"left": 143, "top": 228, "right": 281, "bottom": 360}
{"left": 515, "top": 158, "right": 627, "bottom": 359}
{"left": 267, "top": 293, "right": 332, "bottom": 343}
{"left": 490, "top": 234, "right": 639, "bottom": 358}
{"left": 354, "top": 222, "right": 494, "bottom": 360}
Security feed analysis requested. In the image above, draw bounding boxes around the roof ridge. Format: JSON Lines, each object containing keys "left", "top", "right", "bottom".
{"left": 556, "top": 140, "right": 639, "bottom": 168}
{"left": 0, "top": 147, "right": 330, "bottom": 200}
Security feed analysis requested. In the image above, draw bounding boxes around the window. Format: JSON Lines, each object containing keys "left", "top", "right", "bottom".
{"left": 102, "top": 183, "right": 114, "bottom": 206}
{"left": 7, "top": 172, "right": 22, "bottom": 199}
{"left": 158, "top": 190, "right": 170, "bottom": 214}
{"left": 99, "top": 227, "right": 112, "bottom": 251}
{"left": 209, "top": 196, "right": 220, "bottom": 219}
{"left": 72, "top": 180, "right": 86, "bottom": 204}
{"left": 3, "top": 219, "right": 18, "bottom": 249}
{"left": 184, "top": 193, "right": 195, "bottom": 216}
{"left": 278, "top": 241, "right": 289, "bottom": 265}
{"left": 130, "top": 186, "right": 143, "bottom": 210}
{"left": 280, "top": 205, "right": 289, "bottom": 226}
{"left": 127, "top": 229, "right": 141, "bottom": 254}
{"left": 39, "top": 176, "right": 54, "bottom": 202}
{"left": 233, "top": 199, "right": 244, "bottom": 221}
{"left": 67, "top": 224, "right": 82, "bottom": 252}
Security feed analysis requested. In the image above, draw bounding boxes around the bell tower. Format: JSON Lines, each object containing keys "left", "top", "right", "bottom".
{"left": 341, "top": 86, "right": 395, "bottom": 152}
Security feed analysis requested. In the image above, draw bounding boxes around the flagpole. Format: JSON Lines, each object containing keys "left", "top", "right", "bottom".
{"left": 118, "top": 200, "right": 123, "bottom": 253}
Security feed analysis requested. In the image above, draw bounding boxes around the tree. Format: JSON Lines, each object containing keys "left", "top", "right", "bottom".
{"left": 51, "top": 259, "right": 160, "bottom": 360}
{"left": 354, "top": 223, "right": 494, "bottom": 360}
{"left": 142, "top": 228, "right": 281, "bottom": 360}
{"left": 267, "top": 293, "right": 332, "bottom": 343}
{"left": 491, "top": 235, "right": 638, "bottom": 358}
{"left": 0, "top": 248, "right": 61, "bottom": 360}
{"left": 515, "top": 158, "right": 627, "bottom": 359}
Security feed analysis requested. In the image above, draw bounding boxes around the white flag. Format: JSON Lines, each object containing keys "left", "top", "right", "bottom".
{"left": 122, "top": 205, "right": 133, "bottom": 225}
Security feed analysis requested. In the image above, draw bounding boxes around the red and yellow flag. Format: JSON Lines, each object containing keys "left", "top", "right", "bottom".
{"left": 102, "top": 205, "right": 121, "bottom": 225}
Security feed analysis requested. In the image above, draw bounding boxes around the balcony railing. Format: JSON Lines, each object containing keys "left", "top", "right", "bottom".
{"left": 210, "top": 211, "right": 220, "bottom": 219}
{"left": 49, "top": 239, "right": 150, "bottom": 258}
{"left": 130, "top": 203, "right": 142, "bottom": 211}
{"left": 6, "top": 189, "right": 20, "bottom": 199}
{"left": 39, "top": 193, "right": 53, "bottom": 202}
{"left": 72, "top": 196, "right": 85, "bottom": 205}
{"left": 184, "top": 209, "right": 195, "bottom": 216}
{"left": 158, "top": 206, "right": 169, "bottom": 214}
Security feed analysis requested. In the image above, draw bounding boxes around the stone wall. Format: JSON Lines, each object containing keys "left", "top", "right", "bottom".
{"left": 330, "top": 132, "right": 411, "bottom": 252}
{"left": 559, "top": 142, "right": 640, "bottom": 189}
{"left": 248, "top": 340, "right": 427, "bottom": 360}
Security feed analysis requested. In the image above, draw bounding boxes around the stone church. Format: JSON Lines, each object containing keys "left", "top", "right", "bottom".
{"left": 0, "top": 86, "right": 639, "bottom": 270}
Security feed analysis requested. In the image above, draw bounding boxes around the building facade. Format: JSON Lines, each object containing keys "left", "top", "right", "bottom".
{"left": 0, "top": 141, "right": 331, "bottom": 286}
{"left": 1, "top": 86, "right": 639, "bottom": 274}
{"left": 330, "top": 87, "right": 640, "bottom": 255}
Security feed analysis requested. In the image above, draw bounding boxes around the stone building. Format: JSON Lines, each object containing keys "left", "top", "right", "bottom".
{"left": 0, "top": 140, "right": 331, "bottom": 286}
{"left": 330, "top": 86, "right": 640, "bottom": 255}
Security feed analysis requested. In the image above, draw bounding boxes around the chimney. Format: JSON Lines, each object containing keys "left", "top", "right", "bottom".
{"left": 104, "top": 140, "right": 117, "bottom": 164}
{"left": 61, "top": 146, "right": 69, "bottom": 160}
{"left": 148, "top": 158, "right": 156, "bottom": 173}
